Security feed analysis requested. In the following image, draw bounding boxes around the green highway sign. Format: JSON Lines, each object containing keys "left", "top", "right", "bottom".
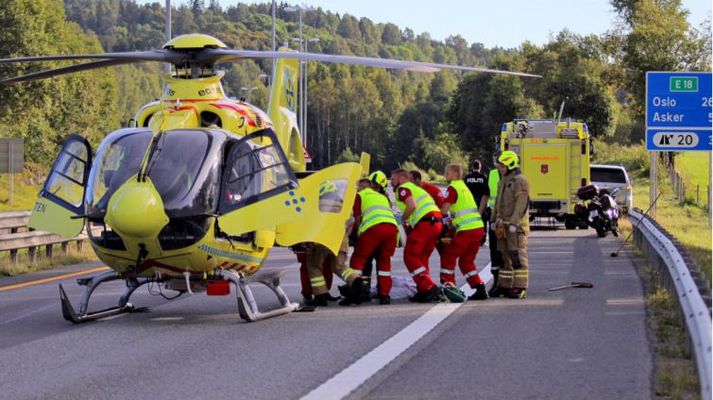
{"left": 670, "top": 76, "right": 698, "bottom": 92}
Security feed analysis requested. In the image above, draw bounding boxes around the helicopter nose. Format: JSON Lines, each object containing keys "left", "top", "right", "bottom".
{"left": 105, "top": 178, "right": 169, "bottom": 239}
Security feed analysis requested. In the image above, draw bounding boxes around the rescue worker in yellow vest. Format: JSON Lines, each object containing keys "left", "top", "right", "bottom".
{"left": 440, "top": 163, "right": 489, "bottom": 300}
{"left": 391, "top": 169, "right": 443, "bottom": 303}
{"left": 349, "top": 171, "right": 399, "bottom": 305}
{"left": 490, "top": 151, "right": 530, "bottom": 299}
{"left": 305, "top": 181, "right": 364, "bottom": 306}
{"left": 486, "top": 153, "right": 504, "bottom": 294}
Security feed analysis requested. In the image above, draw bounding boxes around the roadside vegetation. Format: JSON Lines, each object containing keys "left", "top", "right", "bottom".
{"left": 0, "top": 242, "right": 98, "bottom": 277}
{"left": 593, "top": 140, "right": 712, "bottom": 285}
{"left": 597, "top": 140, "right": 708, "bottom": 398}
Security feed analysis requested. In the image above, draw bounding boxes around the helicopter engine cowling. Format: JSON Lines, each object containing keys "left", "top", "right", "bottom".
{"left": 105, "top": 178, "right": 170, "bottom": 240}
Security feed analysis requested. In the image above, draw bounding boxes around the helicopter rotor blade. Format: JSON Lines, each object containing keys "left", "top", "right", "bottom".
{"left": 198, "top": 48, "right": 542, "bottom": 78}
{"left": 1, "top": 58, "right": 139, "bottom": 85}
{"left": 0, "top": 50, "right": 184, "bottom": 65}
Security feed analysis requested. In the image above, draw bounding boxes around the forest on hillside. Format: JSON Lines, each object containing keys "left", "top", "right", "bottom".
{"left": 0, "top": 0, "right": 709, "bottom": 173}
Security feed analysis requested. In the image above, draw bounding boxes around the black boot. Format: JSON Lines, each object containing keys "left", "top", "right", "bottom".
{"left": 379, "top": 295, "right": 391, "bottom": 305}
{"left": 305, "top": 293, "right": 330, "bottom": 306}
{"left": 488, "top": 286, "right": 507, "bottom": 298}
{"left": 409, "top": 285, "right": 441, "bottom": 303}
{"left": 468, "top": 283, "right": 489, "bottom": 300}
{"left": 339, "top": 278, "right": 364, "bottom": 306}
{"left": 506, "top": 288, "right": 527, "bottom": 299}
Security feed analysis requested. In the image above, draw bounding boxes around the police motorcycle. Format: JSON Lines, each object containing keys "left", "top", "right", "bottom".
{"left": 575, "top": 185, "right": 620, "bottom": 238}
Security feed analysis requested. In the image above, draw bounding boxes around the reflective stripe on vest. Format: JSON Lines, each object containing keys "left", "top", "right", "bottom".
{"left": 358, "top": 188, "right": 397, "bottom": 235}
{"left": 396, "top": 182, "right": 439, "bottom": 226}
{"left": 449, "top": 180, "right": 484, "bottom": 232}
{"left": 488, "top": 169, "right": 500, "bottom": 208}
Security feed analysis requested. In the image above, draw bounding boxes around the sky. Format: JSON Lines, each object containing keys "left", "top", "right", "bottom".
{"left": 143, "top": 0, "right": 712, "bottom": 48}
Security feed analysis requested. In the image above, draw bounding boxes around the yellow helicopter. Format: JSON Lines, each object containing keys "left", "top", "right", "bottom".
{"left": 1, "top": 33, "right": 538, "bottom": 323}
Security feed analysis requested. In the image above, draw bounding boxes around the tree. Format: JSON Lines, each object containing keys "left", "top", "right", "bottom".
{"left": 447, "top": 69, "right": 542, "bottom": 160}
{"left": 0, "top": 0, "right": 120, "bottom": 163}
{"left": 616, "top": 0, "right": 706, "bottom": 117}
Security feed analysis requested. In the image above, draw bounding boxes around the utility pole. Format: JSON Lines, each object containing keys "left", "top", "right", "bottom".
{"left": 165, "top": 0, "right": 171, "bottom": 75}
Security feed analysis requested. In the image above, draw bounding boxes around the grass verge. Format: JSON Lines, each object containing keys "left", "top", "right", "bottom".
{"left": 0, "top": 241, "right": 98, "bottom": 277}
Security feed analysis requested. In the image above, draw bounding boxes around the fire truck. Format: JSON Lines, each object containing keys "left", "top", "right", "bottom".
{"left": 497, "top": 119, "right": 591, "bottom": 228}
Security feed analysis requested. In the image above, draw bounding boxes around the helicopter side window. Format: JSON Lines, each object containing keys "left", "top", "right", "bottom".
{"left": 86, "top": 130, "right": 153, "bottom": 216}
{"left": 45, "top": 140, "right": 89, "bottom": 208}
{"left": 219, "top": 129, "right": 297, "bottom": 214}
{"left": 318, "top": 179, "right": 347, "bottom": 213}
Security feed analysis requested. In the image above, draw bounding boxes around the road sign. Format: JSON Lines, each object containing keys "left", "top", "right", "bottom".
{"left": 646, "top": 129, "right": 712, "bottom": 151}
{"left": 646, "top": 71, "right": 712, "bottom": 152}
{"left": 0, "top": 138, "right": 24, "bottom": 173}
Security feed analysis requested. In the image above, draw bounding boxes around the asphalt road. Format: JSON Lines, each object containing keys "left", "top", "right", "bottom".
{"left": 0, "top": 229, "right": 652, "bottom": 400}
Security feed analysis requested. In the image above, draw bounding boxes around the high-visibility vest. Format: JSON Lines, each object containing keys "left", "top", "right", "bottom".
{"left": 448, "top": 179, "right": 484, "bottom": 232}
{"left": 358, "top": 188, "right": 397, "bottom": 235}
{"left": 395, "top": 182, "right": 439, "bottom": 226}
{"left": 488, "top": 169, "right": 500, "bottom": 208}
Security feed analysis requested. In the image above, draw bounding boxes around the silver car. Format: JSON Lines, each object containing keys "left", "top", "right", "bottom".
{"left": 590, "top": 164, "right": 633, "bottom": 213}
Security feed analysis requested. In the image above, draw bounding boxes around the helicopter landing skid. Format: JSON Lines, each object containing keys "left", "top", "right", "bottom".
{"left": 59, "top": 270, "right": 150, "bottom": 323}
{"left": 221, "top": 269, "right": 299, "bottom": 322}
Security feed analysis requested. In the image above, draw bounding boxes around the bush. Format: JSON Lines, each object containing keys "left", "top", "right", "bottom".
{"left": 592, "top": 139, "right": 649, "bottom": 177}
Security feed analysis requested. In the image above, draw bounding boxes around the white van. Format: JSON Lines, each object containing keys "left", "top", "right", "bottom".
{"left": 590, "top": 164, "right": 633, "bottom": 213}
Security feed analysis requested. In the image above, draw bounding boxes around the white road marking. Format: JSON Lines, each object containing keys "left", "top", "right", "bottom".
{"left": 301, "top": 262, "right": 492, "bottom": 400}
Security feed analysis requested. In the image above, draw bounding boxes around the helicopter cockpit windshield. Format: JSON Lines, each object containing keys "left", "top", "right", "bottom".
{"left": 144, "top": 129, "right": 223, "bottom": 217}
{"left": 86, "top": 127, "right": 296, "bottom": 221}
{"left": 86, "top": 128, "right": 153, "bottom": 218}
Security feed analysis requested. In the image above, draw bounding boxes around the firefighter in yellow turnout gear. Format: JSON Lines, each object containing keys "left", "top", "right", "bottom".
{"left": 491, "top": 151, "right": 530, "bottom": 299}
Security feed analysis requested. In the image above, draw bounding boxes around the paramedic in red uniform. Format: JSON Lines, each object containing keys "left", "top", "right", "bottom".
{"left": 349, "top": 173, "right": 399, "bottom": 304}
{"left": 391, "top": 169, "right": 443, "bottom": 302}
{"left": 439, "top": 163, "right": 489, "bottom": 300}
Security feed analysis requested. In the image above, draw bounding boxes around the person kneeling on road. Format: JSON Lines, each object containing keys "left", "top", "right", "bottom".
{"left": 439, "top": 163, "right": 489, "bottom": 300}
{"left": 391, "top": 169, "right": 443, "bottom": 303}
{"left": 348, "top": 172, "right": 399, "bottom": 305}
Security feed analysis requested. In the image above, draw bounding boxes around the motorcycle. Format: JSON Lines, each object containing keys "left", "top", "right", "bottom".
{"left": 576, "top": 185, "right": 620, "bottom": 238}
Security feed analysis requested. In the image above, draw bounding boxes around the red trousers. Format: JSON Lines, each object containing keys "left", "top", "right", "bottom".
{"left": 350, "top": 223, "right": 398, "bottom": 296}
{"left": 298, "top": 251, "right": 332, "bottom": 296}
{"left": 404, "top": 220, "right": 442, "bottom": 292}
{"left": 440, "top": 228, "right": 485, "bottom": 288}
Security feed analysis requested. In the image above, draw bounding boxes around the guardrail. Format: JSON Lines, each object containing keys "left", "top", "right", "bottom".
{"left": 629, "top": 208, "right": 712, "bottom": 399}
{"left": 0, "top": 211, "right": 87, "bottom": 262}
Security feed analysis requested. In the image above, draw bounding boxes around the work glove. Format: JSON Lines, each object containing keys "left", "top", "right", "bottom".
{"left": 508, "top": 225, "right": 517, "bottom": 234}
{"left": 490, "top": 221, "right": 499, "bottom": 231}
{"left": 495, "top": 224, "right": 507, "bottom": 240}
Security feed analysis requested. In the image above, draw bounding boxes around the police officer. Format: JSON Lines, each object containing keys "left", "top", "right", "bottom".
{"left": 490, "top": 151, "right": 530, "bottom": 299}
{"left": 349, "top": 171, "right": 399, "bottom": 304}
{"left": 440, "top": 163, "right": 488, "bottom": 300}
{"left": 391, "top": 169, "right": 443, "bottom": 302}
{"left": 464, "top": 160, "right": 489, "bottom": 218}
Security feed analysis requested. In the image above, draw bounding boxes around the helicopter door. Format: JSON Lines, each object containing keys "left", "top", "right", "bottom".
{"left": 216, "top": 129, "right": 303, "bottom": 236}
{"left": 275, "top": 162, "right": 362, "bottom": 255}
{"left": 28, "top": 134, "right": 92, "bottom": 238}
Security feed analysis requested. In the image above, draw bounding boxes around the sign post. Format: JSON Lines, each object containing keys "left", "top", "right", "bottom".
{"left": 0, "top": 138, "right": 24, "bottom": 206}
{"left": 646, "top": 72, "right": 713, "bottom": 218}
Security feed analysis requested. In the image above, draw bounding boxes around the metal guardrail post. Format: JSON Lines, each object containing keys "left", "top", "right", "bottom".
{"left": 629, "top": 208, "right": 712, "bottom": 399}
